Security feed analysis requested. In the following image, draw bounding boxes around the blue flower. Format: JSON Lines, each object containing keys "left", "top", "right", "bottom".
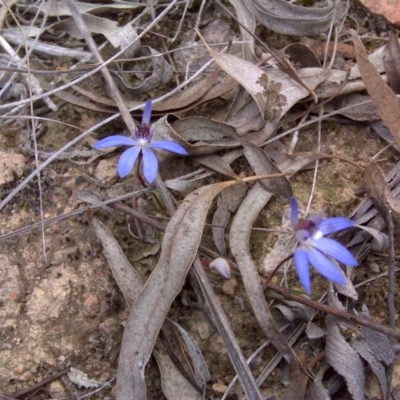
{"left": 290, "top": 198, "right": 358, "bottom": 294}
{"left": 93, "top": 100, "right": 188, "bottom": 183}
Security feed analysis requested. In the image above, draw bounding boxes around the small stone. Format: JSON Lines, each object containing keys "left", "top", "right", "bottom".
{"left": 212, "top": 382, "right": 228, "bottom": 394}
{"left": 222, "top": 278, "right": 237, "bottom": 296}
{"left": 14, "top": 365, "right": 24, "bottom": 375}
{"left": 95, "top": 158, "right": 118, "bottom": 184}
{"left": 83, "top": 294, "right": 100, "bottom": 316}
{"left": 0, "top": 151, "right": 25, "bottom": 185}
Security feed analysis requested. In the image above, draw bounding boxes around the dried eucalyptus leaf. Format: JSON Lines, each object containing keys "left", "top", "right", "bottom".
{"left": 383, "top": 34, "right": 400, "bottom": 94}
{"left": 324, "top": 93, "right": 379, "bottom": 121}
{"left": 351, "top": 30, "right": 400, "bottom": 147}
{"left": 198, "top": 32, "right": 268, "bottom": 120}
{"left": 194, "top": 153, "right": 240, "bottom": 180}
{"left": 246, "top": 0, "right": 347, "bottom": 36}
{"left": 350, "top": 338, "right": 388, "bottom": 399}
{"left": 326, "top": 315, "right": 365, "bottom": 400}
{"left": 262, "top": 207, "right": 294, "bottom": 274}
{"left": 229, "top": 182, "right": 297, "bottom": 369}
{"left": 283, "top": 43, "right": 321, "bottom": 68}
{"left": 112, "top": 47, "right": 173, "bottom": 95}
{"left": 309, "top": 378, "right": 332, "bottom": 400}
{"left": 229, "top": 0, "right": 257, "bottom": 62}
{"left": 153, "top": 346, "right": 203, "bottom": 400}
{"left": 91, "top": 217, "right": 143, "bottom": 307}
{"left": 225, "top": 99, "right": 264, "bottom": 135}
{"left": 370, "top": 121, "right": 400, "bottom": 152}
{"left": 154, "top": 116, "right": 241, "bottom": 156}
{"left": 53, "top": 14, "right": 140, "bottom": 57}
{"left": 68, "top": 368, "right": 102, "bottom": 389}
{"left": 168, "top": 319, "right": 211, "bottom": 387}
{"left": 212, "top": 195, "right": 230, "bottom": 256}
{"left": 117, "top": 181, "right": 236, "bottom": 399}
{"left": 306, "top": 322, "right": 325, "bottom": 339}
{"left": 274, "top": 304, "right": 295, "bottom": 321}
{"left": 360, "top": 307, "right": 395, "bottom": 366}
{"left": 356, "top": 225, "right": 388, "bottom": 251}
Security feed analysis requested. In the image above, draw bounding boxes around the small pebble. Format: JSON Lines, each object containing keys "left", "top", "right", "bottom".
{"left": 222, "top": 278, "right": 237, "bottom": 296}
{"left": 212, "top": 382, "right": 228, "bottom": 394}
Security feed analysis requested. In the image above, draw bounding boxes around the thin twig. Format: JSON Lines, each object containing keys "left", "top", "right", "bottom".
{"left": 265, "top": 282, "right": 400, "bottom": 340}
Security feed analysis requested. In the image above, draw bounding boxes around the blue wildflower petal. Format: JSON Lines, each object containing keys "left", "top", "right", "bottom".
{"left": 94, "top": 135, "right": 137, "bottom": 149}
{"left": 295, "top": 229, "right": 312, "bottom": 244}
{"left": 310, "top": 237, "right": 358, "bottom": 266}
{"left": 307, "top": 247, "right": 346, "bottom": 285}
{"left": 118, "top": 146, "right": 141, "bottom": 178}
{"left": 318, "top": 217, "right": 355, "bottom": 235}
{"left": 142, "top": 100, "right": 152, "bottom": 125}
{"left": 142, "top": 148, "right": 158, "bottom": 183}
{"left": 294, "top": 248, "right": 311, "bottom": 294}
{"left": 149, "top": 140, "right": 188, "bottom": 155}
{"left": 290, "top": 197, "right": 299, "bottom": 227}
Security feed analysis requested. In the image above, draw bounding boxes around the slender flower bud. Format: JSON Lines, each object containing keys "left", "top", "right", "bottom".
{"left": 209, "top": 258, "right": 231, "bottom": 279}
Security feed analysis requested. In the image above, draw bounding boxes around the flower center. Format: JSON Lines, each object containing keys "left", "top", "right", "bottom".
{"left": 137, "top": 123, "right": 151, "bottom": 139}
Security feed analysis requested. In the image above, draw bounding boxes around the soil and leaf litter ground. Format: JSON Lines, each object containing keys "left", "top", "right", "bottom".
{"left": 1, "top": 0, "right": 400, "bottom": 399}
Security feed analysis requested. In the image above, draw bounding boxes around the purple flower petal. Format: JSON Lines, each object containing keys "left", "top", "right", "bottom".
{"left": 149, "top": 140, "right": 188, "bottom": 155}
{"left": 290, "top": 197, "right": 298, "bottom": 227}
{"left": 310, "top": 237, "right": 358, "bottom": 266}
{"left": 118, "top": 146, "right": 141, "bottom": 178}
{"left": 307, "top": 247, "right": 346, "bottom": 285}
{"left": 142, "top": 148, "right": 158, "bottom": 183}
{"left": 142, "top": 100, "right": 152, "bottom": 125}
{"left": 294, "top": 248, "right": 311, "bottom": 294}
{"left": 318, "top": 217, "right": 355, "bottom": 235}
{"left": 94, "top": 135, "right": 136, "bottom": 149}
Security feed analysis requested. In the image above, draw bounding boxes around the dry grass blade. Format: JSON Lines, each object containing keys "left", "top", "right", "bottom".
{"left": 116, "top": 181, "right": 235, "bottom": 400}
{"left": 229, "top": 182, "right": 298, "bottom": 370}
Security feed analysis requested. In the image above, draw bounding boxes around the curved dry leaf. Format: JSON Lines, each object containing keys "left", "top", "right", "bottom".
{"left": 52, "top": 14, "right": 140, "bottom": 57}
{"left": 371, "top": 121, "right": 400, "bottom": 152}
{"left": 226, "top": 99, "right": 265, "bottom": 135}
{"left": 167, "top": 319, "right": 211, "bottom": 387}
{"left": 324, "top": 93, "right": 379, "bottom": 121}
{"left": 153, "top": 115, "right": 241, "bottom": 156}
{"left": 229, "top": 0, "right": 257, "bottom": 62}
{"left": 246, "top": 0, "right": 347, "bottom": 36}
{"left": 117, "top": 180, "right": 235, "bottom": 400}
{"left": 309, "top": 378, "right": 332, "bottom": 400}
{"left": 111, "top": 47, "right": 173, "bottom": 95}
{"left": 350, "top": 338, "right": 388, "bottom": 399}
{"left": 383, "top": 34, "right": 400, "bottom": 94}
{"left": 68, "top": 69, "right": 220, "bottom": 114}
{"left": 194, "top": 153, "right": 240, "bottom": 180}
{"left": 91, "top": 217, "right": 143, "bottom": 306}
{"left": 282, "top": 43, "right": 321, "bottom": 68}
{"left": 351, "top": 30, "right": 400, "bottom": 147}
{"left": 232, "top": 133, "right": 292, "bottom": 199}
{"left": 212, "top": 195, "right": 230, "bottom": 256}
{"left": 356, "top": 225, "right": 388, "bottom": 251}
{"left": 306, "top": 322, "right": 325, "bottom": 340}
{"left": 333, "top": 272, "right": 359, "bottom": 300}
{"left": 326, "top": 315, "right": 365, "bottom": 400}
{"left": 153, "top": 346, "right": 203, "bottom": 400}
{"left": 197, "top": 30, "right": 268, "bottom": 121}
{"left": 229, "top": 182, "right": 297, "bottom": 370}
{"left": 164, "top": 169, "right": 212, "bottom": 193}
